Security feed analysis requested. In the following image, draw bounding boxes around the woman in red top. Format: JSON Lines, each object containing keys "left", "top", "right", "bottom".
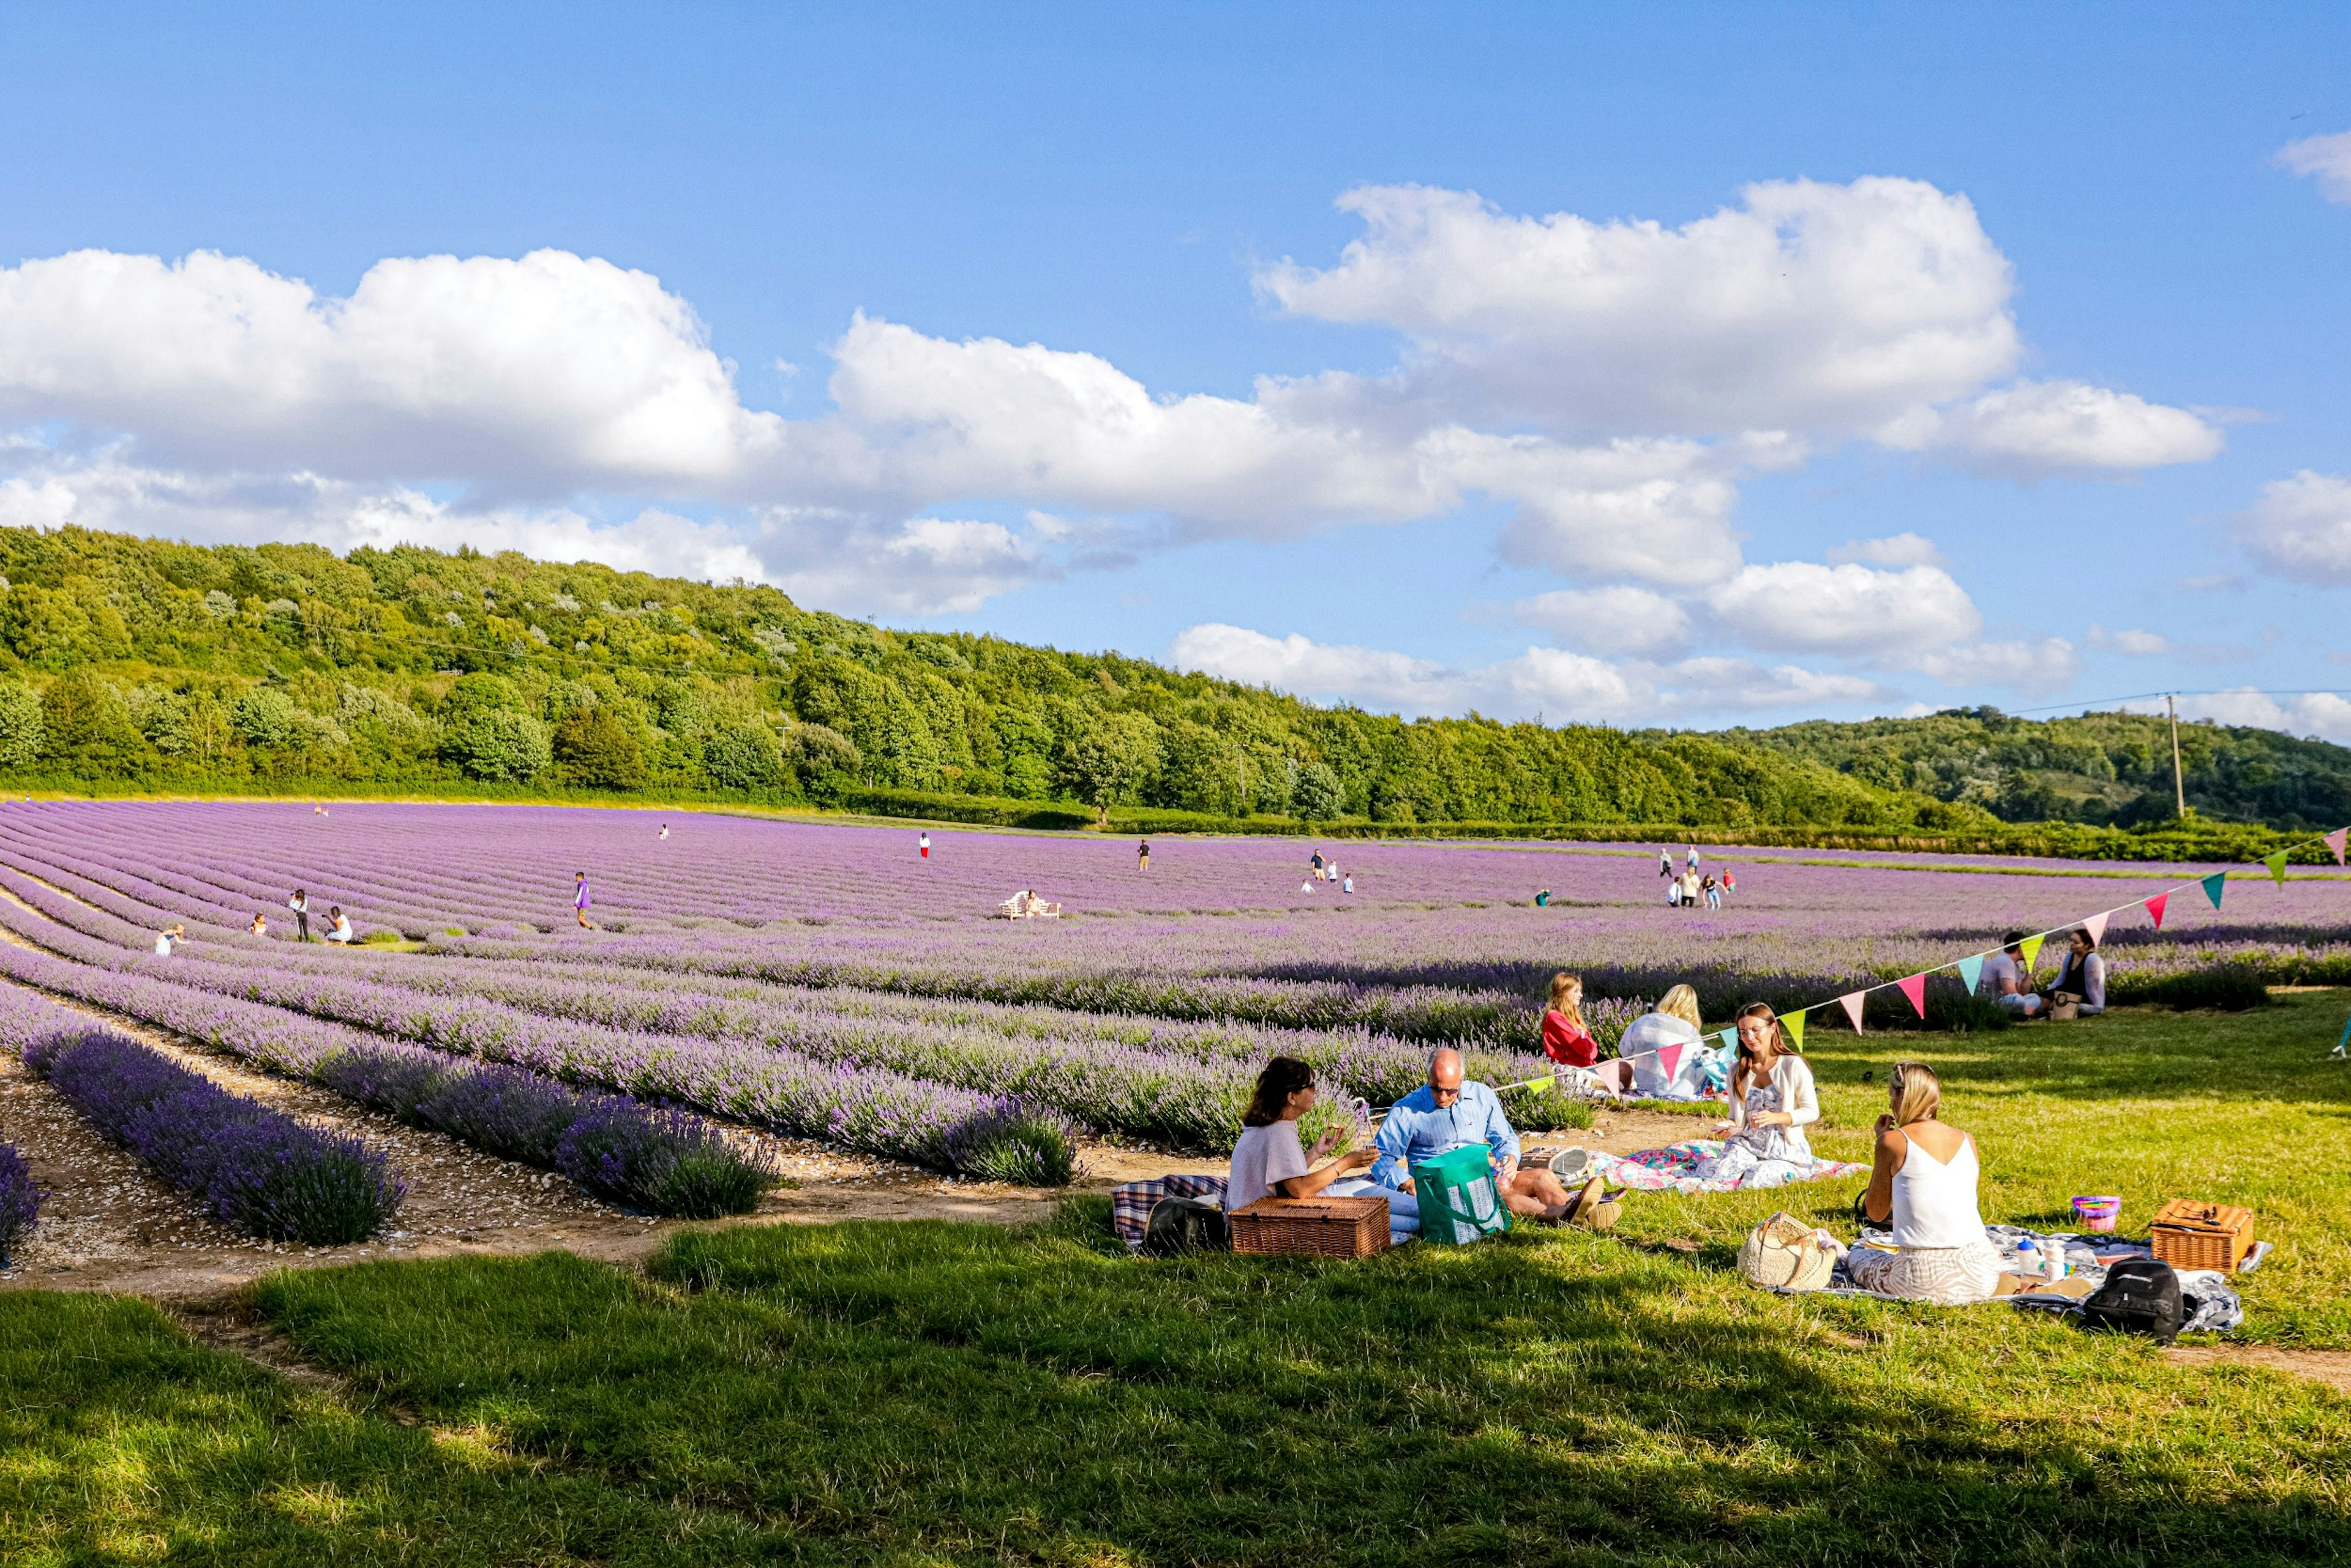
{"left": 1540, "top": 972, "right": 1599, "bottom": 1068}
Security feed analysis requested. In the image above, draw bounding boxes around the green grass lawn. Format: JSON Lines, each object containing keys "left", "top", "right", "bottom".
{"left": 3, "top": 996, "right": 2348, "bottom": 1565}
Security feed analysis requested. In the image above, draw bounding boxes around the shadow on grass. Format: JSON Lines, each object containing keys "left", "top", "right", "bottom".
{"left": 246, "top": 1216, "right": 2351, "bottom": 1567}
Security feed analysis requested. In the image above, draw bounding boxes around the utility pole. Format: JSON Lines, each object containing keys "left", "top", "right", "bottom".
{"left": 1235, "top": 746, "right": 1249, "bottom": 816}
{"left": 2167, "top": 693, "right": 2186, "bottom": 819}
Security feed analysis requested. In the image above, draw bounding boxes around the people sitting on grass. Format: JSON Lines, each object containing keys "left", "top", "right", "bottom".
{"left": 2049, "top": 927, "right": 2106, "bottom": 1018}
{"left": 1700, "top": 1003, "right": 1819, "bottom": 1184}
{"left": 1840, "top": 1062, "right": 2001, "bottom": 1305}
{"left": 1622, "top": 983, "right": 1706, "bottom": 1098}
{"left": 1374, "top": 1048, "right": 1605, "bottom": 1224}
{"left": 1981, "top": 932, "right": 2047, "bottom": 1018}
{"left": 1228, "top": 1057, "right": 1419, "bottom": 1242}
{"left": 324, "top": 906, "right": 355, "bottom": 944}
{"left": 152, "top": 922, "right": 185, "bottom": 956}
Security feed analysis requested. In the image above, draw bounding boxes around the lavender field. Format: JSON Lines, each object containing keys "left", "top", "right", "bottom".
{"left": 0, "top": 800, "right": 2341, "bottom": 1182}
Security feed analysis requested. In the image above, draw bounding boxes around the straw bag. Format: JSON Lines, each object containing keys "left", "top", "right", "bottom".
{"left": 1739, "top": 1210, "right": 1835, "bottom": 1291}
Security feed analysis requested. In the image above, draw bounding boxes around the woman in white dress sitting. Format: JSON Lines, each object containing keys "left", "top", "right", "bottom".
{"left": 1843, "top": 1062, "right": 2001, "bottom": 1304}
{"left": 1699, "top": 1002, "right": 1818, "bottom": 1185}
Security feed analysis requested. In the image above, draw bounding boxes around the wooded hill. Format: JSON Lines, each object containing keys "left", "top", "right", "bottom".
{"left": 0, "top": 525, "right": 2339, "bottom": 856}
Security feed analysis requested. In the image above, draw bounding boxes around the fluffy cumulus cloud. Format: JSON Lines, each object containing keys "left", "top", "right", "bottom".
{"left": 1875, "top": 379, "right": 2221, "bottom": 476}
{"left": 2279, "top": 130, "right": 2351, "bottom": 204}
{"left": 1910, "top": 637, "right": 2082, "bottom": 697}
{"left": 2233, "top": 470, "right": 2351, "bottom": 583}
{"left": 2129, "top": 689, "right": 2351, "bottom": 747}
{"left": 2088, "top": 624, "right": 2172, "bottom": 656}
{"left": 1510, "top": 585, "right": 1692, "bottom": 656}
{"left": 1168, "top": 623, "right": 1880, "bottom": 724}
{"left": 1701, "top": 560, "right": 1982, "bottom": 656}
{"left": 1827, "top": 531, "right": 1946, "bottom": 568}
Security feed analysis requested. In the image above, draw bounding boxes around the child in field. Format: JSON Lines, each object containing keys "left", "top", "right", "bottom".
{"left": 659, "top": 823, "right": 669, "bottom": 839}
{"left": 920, "top": 832, "right": 930, "bottom": 859}
{"left": 249, "top": 912, "right": 268, "bottom": 937}
{"left": 1342, "top": 873, "right": 1354, "bottom": 894}
{"left": 574, "top": 872, "right": 593, "bottom": 928}
{"left": 154, "top": 923, "right": 185, "bottom": 956}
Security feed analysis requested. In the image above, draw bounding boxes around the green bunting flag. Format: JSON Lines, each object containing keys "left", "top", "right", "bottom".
{"left": 1783, "top": 1009, "right": 1807, "bottom": 1049}
{"left": 2200, "top": 872, "right": 2227, "bottom": 909}
{"left": 2265, "top": 851, "right": 2289, "bottom": 887}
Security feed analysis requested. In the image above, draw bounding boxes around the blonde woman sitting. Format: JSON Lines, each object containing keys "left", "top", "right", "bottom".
{"left": 1620, "top": 984, "right": 1705, "bottom": 1097}
{"left": 1843, "top": 1062, "right": 2001, "bottom": 1305}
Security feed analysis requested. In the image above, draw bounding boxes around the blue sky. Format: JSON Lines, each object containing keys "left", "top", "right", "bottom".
{"left": 2, "top": 4, "right": 2348, "bottom": 736}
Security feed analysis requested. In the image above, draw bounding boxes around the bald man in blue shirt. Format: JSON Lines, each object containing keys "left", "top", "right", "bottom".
{"left": 1373, "top": 1048, "right": 1583, "bottom": 1221}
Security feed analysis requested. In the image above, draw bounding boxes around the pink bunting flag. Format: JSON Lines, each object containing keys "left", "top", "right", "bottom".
{"left": 1896, "top": 973, "right": 1927, "bottom": 1018}
{"left": 1837, "top": 991, "right": 1865, "bottom": 1033}
{"left": 2083, "top": 910, "right": 2110, "bottom": 947}
{"left": 2329, "top": 827, "right": 2348, "bottom": 867}
{"left": 1656, "top": 1043, "right": 1685, "bottom": 1082}
{"left": 2145, "top": 891, "right": 2169, "bottom": 930}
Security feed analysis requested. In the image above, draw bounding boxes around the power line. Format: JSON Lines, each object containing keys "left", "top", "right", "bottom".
{"left": 1999, "top": 688, "right": 2348, "bottom": 718}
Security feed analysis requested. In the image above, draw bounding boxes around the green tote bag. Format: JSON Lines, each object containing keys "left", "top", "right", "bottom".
{"left": 1409, "top": 1144, "right": 1512, "bottom": 1245}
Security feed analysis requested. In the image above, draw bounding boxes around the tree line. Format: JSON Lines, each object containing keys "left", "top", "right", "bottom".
{"left": 0, "top": 525, "right": 2336, "bottom": 839}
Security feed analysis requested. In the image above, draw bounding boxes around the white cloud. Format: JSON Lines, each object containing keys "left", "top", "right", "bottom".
{"left": 1167, "top": 623, "right": 1880, "bottom": 723}
{"left": 2233, "top": 470, "right": 2351, "bottom": 582}
{"left": 2127, "top": 689, "right": 2351, "bottom": 746}
{"left": 1827, "top": 531, "right": 1946, "bottom": 568}
{"left": 1877, "top": 379, "right": 2221, "bottom": 476}
{"left": 760, "top": 511, "right": 1063, "bottom": 618}
{"left": 1911, "top": 636, "right": 2081, "bottom": 697}
{"left": 1439, "top": 431, "right": 1744, "bottom": 585}
{"left": 1701, "top": 560, "right": 1981, "bottom": 656}
{"left": 1258, "top": 178, "right": 2021, "bottom": 436}
{"left": 2280, "top": 130, "right": 2351, "bottom": 204}
{"left": 1512, "top": 585, "right": 1692, "bottom": 656}
{"left": 2087, "top": 623, "right": 2172, "bottom": 656}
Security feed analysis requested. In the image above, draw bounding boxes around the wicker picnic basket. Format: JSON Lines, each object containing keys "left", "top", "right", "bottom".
{"left": 1228, "top": 1196, "right": 1389, "bottom": 1259}
{"left": 2150, "top": 1198, "right": 2256, "bottom": 1273}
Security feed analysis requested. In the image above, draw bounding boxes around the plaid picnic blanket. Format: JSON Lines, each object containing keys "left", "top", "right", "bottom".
{"left": 1586, "top": 1139, "right": 1866, "bottom": 1195}
{"left": 1111, "top": 1173, "right": 1228, "bottom": 1252}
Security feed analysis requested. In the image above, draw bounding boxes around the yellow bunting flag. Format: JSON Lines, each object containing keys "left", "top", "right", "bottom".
{"left": 1783, "top": 1008, "right": 1807, "bottom": 1049}
{"left": 2265, "top": 851, "right": 2289, "bottom": 887}
{"left": 2019, "top": 933, "right": 2045, "bottom": 972}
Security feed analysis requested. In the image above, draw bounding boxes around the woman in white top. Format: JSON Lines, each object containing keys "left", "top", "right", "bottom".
{"left": 1698, "top": 1002, "right": 1818, "bottom": 1184}
{"left": 1226, "top": 1057, "right": 1417, "bottom": 1240}
{"left": 1843, "top": 1062, "right": 2000, "bottom": 1304}
{"left": 324, "top": 906, "right": 355, "bottom": 944}
{"left": 1619, "top": 983, "right": 1705, "bottom": 1097}
{"left": 152, "top": 923, "right": 185, "bottom": 956}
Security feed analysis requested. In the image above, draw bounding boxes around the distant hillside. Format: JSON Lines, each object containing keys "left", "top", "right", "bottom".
{"left": 0, "top": 525, "right": 2336, "bottom": 856}
{"left": 1723, "top": 709, "right": 2351, "bottom": 834}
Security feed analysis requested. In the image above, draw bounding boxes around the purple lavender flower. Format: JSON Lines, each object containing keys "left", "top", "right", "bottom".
{"left": 0, "top": 1143, "right": 43, "bottom": 1266}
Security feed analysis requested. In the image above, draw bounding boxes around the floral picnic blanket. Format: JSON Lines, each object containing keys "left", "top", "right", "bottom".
{"left": 1586, "top": 1139, "right": 1867, "bottom": 1195}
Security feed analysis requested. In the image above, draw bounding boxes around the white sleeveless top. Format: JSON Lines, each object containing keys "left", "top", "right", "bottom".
{"left": 1890, "top": 1128, "right": 1984, "bottom": 1249}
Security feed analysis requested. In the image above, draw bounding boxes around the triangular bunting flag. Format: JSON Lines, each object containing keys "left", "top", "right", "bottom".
{"left": 1657, "top": 1043, "right": 1685, "bottom": 1081}
{"left": 2328, "top": 827, "right": 2347, "bottom": 866}
{"left": 1956, "top": 955, "right": 1984, "bottom": 994}
{"left": 2145, "top": 892, "right": 2169, "bottom": 929}
{"left": 1715, "top": 1027, "right": 1736, "bottom": 1052}
{"left": 2019, "top": 933, "right": 2045, "bottom": 971}
{"left": 1783, "top": 1009, "right": 1807, "bottom": 1048}
{"left": 2338, "top": 1013, "right": 2351, "bottom": 1060}
{"left": 2202, "top": 872, "right": 2227, "bottom": 910}
{"left": 1521, "top": 1075, "right": 1553, "bottom": 1097}
{"left": 2264, "top": 851, "right": 2289, "bottom": 887}
{"left": 1896, "top": 973, "right": 1928, "bottom": 1018}
{"left": 1837, "top": 991, "right": 1865, "bottom": 1033}
{"left": 2084, "top": 910, "right": 2110, "bottom": 947}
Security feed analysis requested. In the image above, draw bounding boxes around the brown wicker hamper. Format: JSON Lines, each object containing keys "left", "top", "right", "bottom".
{"left": 2150, "top": 1199, "right": 2255, "bottom": 1274}
{"left": 1228, "top": 1196, "right": 1390, "bottom": 1258}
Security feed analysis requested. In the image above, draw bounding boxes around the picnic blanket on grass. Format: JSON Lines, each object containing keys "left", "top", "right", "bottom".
{"left": 1587, "top": 1138, "right": 1866, "bottom": 1195}
{"left": 1786, "top": 1225, "right": 2251, "bottom": 1331}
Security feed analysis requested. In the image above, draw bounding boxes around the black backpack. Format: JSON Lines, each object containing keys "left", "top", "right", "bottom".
{"left": 1141, "top": 1196, "right": 1229, "bottom": 1256}
{"left": 2080, "top": 1258, "right": 2184, "bottom": 1345}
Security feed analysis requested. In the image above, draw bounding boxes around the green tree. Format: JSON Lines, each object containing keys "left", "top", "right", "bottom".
{"left": 1291, "top": 760, "right": 1344, "bottom": 820}
{"left": 784, "top": 724, "right": 861, "bottom": 801}
{"left": 1057, "top": 714, "right": 1161, "bottom": 823}
{"left": 232, "top": 688, "right": 299, "bottom": 749}
{"left": 0, "top": 681, "right": 43, "bottom": 770}
{"left": 702, "top": 719, "right": 785, "bottom": 793}
{"left": 552, "top": 707, "right": 647, "bottom": 790}
{"left": 445, "top": 709, "right": 552, "bottom": 782}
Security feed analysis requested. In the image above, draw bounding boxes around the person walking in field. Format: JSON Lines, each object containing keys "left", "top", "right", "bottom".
{"left": 1310, "top": 850, "right": 1325, "bottom": 882}
{"left": 1686, "top": 845, "right": 1701, "bottom": 873}
{"left": 574, "top": 871, "right": 593, "bottom": 929}
{"left": 659, "top": 823, "right": 669, "bottom": 839}
{"left": 1659, "top": 849, "right": 1673, "bottom": 879}
{"left": 1138, "top": 839, "right": 1150, "bottom": 872}
{"left": 919, "top": 831, "right": 930, "bottom": 860}
{"left": 287, "top": 888, "right": 312, "bottom": 942}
